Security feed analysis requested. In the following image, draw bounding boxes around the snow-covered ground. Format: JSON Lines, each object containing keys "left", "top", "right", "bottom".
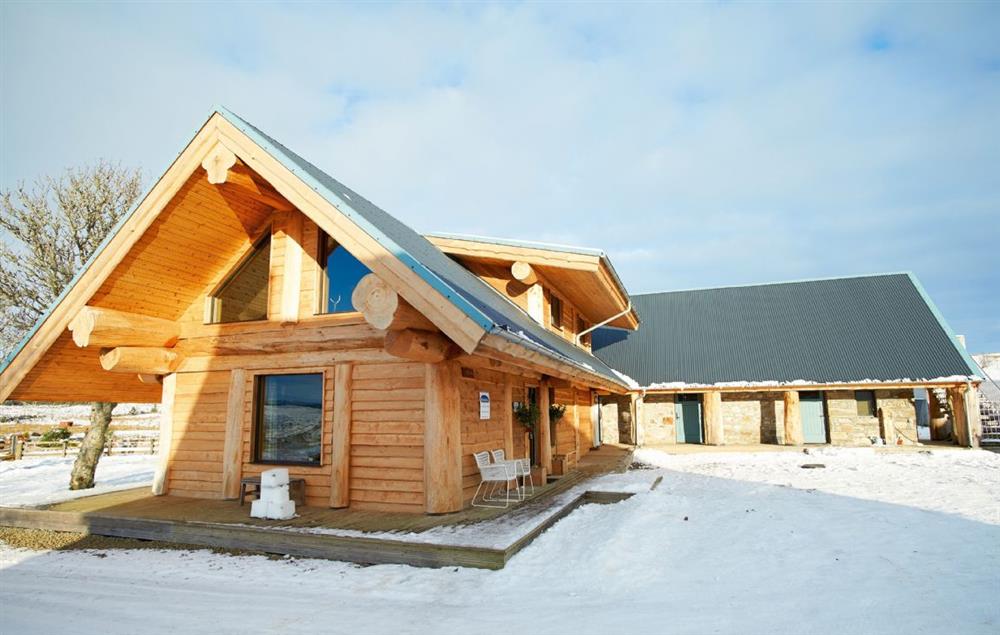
{"left": 1, "top": 448, "right": 998, "bottom": 634}
{"left": 0, "top": 402, "right": 159, "bottom": 428}
{"left": 0, "top": 455, "right": 156, "bottom": 507}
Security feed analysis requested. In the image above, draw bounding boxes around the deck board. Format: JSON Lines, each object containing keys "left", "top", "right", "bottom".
{"left": 2, "top": 444, "right": 633, "bottom": 569}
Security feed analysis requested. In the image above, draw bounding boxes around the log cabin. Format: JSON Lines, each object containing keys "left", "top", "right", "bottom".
{"left": 0, "top": 107, "right": 637, "bottom": 514}
{"left": 0, "top": 108, "right": 985, "bottom": 518}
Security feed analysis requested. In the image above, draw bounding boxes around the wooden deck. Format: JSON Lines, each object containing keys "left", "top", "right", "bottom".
{"left": 0, "top": 444, "right": 635, "bottom": 569}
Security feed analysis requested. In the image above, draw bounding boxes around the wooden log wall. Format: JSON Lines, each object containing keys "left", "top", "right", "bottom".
{"left": 350, "top": 362, "right": 427, "bottom": 513}
{"left": 237, "top": 368, "right": 336, "bottom": 508}
{"left": 457, "top": 258, "right": 590, "bottom": 349}
{"left": 458, "top": 366, "right": 511, "bottom": 504}
{"left": 166, "top": 370, "right": 230, "bottom": 499}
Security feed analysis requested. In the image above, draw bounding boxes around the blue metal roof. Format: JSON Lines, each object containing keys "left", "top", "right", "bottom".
{"left": 216, "top": 107, "right": 626, "bottom": 385}
{"left": 0, "top": 107, "right": 628, "bottom": 390}
{"left": 591, "top": 273, "right": 981, "bottom": 387}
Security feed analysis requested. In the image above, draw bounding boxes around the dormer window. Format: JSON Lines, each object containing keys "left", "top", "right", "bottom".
{"left": 208, "top": 233, "right": 271, "bottom": 324}
{"left": 577, "top": 316, "right": 590, "bottom": 346}
{"left": 320, "top": 232, "right": 371, "bottom": 314}
{"left": 550, "top": 294, "right": 563, "bottom": 329}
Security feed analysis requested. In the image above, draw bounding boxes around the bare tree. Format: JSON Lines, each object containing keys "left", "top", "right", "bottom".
{"left": 1, "top": 161, "right": 143, "bottom": 489}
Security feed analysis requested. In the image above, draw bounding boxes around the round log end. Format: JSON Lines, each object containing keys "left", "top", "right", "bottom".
{"left": 351, "top": 273, "right": 399, "bottom": 330}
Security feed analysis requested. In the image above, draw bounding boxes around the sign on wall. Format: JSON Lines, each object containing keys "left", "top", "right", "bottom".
{"left": 479, "top": 391, "right": 491, "bottom": 420}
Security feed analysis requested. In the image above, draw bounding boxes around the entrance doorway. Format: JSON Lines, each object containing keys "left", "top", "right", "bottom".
{"left": 800, "top": 391, "right": 828, "bottom": 443}
{"left": 675, "top": 395, "right": 703, "bottom": 444}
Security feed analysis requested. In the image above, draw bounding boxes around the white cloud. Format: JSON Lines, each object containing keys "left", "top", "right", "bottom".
{"left": 1, "top": 2, "right": 998, "bottom": 348}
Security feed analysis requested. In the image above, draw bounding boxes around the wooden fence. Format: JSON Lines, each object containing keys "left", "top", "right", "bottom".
{"left": 0, "top": 433, "right": 158, "bottom": 460}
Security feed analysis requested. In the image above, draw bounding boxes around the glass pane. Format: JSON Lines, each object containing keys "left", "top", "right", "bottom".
{"left": 550, "top": 296, "right": 563, "bottom": 327}
{"left": 855, "top": 391, "right": 875, "bottom": 416}
{"left": 256, "top": 374, "right": 323, "bottom": 465}
{"left": 213, "top": 236, "right": 270, "bottom": 323}
{"left": 324, "top": 240, "right": 371, "bottom": 313}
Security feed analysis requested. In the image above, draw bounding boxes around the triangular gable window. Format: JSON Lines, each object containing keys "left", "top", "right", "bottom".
{"left": 320, "top": 232, "right": 371, "bottom": 314}
{"left": 208, "top": 233, "right": 271, "bottom": 323}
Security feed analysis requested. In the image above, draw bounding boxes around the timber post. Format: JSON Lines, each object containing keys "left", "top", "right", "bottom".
{"left": 424, "top": 362, "right": 462, "bottom": 514}
{"left": 783, "top": 391, "right": 804, "bottom": 445}
{"left": 703, "top": 391, "right": 724, "bottom": 445}
{"left": 330, "top": 363, "right": 353, "bottom": 508}
{"left": 502, "top": 374, "right": 514, "bottom": 462}
{"left": 221, "top": 369, "right": 246, "bottom": 500}
{"left": 538, "top": 378, "right": 552, "bottom": 474}
{"left": 152, "top": 373, "right": 176, "bottom": 496}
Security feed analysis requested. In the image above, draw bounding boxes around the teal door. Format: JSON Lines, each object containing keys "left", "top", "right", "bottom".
{"left": 800, "top": 392, "right": 828, "bottom": 444}
{"left": 675, "top": 395, "right": 703, "bottom": 444}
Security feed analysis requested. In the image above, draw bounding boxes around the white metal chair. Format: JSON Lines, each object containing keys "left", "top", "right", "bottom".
{"left": 491, "top": 449, "right": 533, "bottom": 500}
{"left": 472, "top": 450, "right": 516, "bottom": 508}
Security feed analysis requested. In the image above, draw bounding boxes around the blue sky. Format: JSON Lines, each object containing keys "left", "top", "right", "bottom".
{"left": 2, "top": 2, "right": 998, "bottom": 352}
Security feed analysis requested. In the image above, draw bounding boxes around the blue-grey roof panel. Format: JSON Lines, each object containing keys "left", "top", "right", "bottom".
{"left": 218, "top": 108, "right": 625, "bottom": 385}
{"left": 591, "top": 273, "right": 979, "bottom": 386}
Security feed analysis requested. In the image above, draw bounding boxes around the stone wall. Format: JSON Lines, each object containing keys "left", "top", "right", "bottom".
{"left": 641, "top": 395, "right": 676, "bottom": 445}
{"left": 720, "top": 392, "right": 784, "bottom": 445}
{"left": 827, "top": 389, "right": 917, "bottom": 445}
{"left": 599, "top": 395, "right": 635, "bottom": 445}
{"left": 629, "top": 388, "right": 918, "bottom": 447}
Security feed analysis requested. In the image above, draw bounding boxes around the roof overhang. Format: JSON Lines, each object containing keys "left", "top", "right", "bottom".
{"left": 0, "top": 109, "right": 492, "bottom": 402}
{"left": 426, "top": 233, "right": 639, "bottom": 330}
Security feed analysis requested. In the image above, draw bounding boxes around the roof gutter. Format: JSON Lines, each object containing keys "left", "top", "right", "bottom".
{"left": 577, "top": 299, "right": 632, "bottom": 346}
{"left": 488, "top": 329, "right": 629, "bottom": 392}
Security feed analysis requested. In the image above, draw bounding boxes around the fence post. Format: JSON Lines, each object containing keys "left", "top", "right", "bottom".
{"left": 13, "top": 435, "right": 23, "bottom": 461}
{"left": 62, "top": 440, "right": 69, "bottom": 457}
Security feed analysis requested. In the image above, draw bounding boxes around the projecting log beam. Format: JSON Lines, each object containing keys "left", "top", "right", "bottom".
{"left": 100, "top": 347, "right": 182, "bottom": 374}
{"left": 384, "top": 329, "right": 461, "bottom": 363}
{"left": 351, "top": 273, "right": 436, "bottom": 331}
{"left": 511, "top": 261, "right": 538, "bottom": 286}
{"left": 225, "top": 165, "right": 296, "bottom": 212}
{"left": 68, "top": 306, "right": 179, "bottom": 349}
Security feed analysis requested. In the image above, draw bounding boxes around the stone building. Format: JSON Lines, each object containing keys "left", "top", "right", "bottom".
{"left": 592, "top": 274, "right": 984, "bottom": 448}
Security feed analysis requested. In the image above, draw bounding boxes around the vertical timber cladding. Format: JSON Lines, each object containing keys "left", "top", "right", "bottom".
{"left": 351, "top": 362, "right": 427, "bottom": 513}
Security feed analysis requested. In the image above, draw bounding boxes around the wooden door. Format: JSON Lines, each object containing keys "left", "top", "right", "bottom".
{"left": 800, "top": 391, "right": 828, "bottom": 443}
{"left": 675, "top": 395, "right": 703, "bottom": 444}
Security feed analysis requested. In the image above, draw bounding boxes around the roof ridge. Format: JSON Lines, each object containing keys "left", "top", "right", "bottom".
{"left": 424, "top": 232, "right": 606, "bottom": 258}
{"left": 631, "top": 272, "right": 913, "bottom": 297}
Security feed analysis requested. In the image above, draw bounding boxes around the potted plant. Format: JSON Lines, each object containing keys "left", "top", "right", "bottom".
{"left": 549, "top": 403, "right": 566, "bottom": 441}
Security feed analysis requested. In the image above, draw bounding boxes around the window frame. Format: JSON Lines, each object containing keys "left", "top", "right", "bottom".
{"left": 576, "top": 315, "right": 590, "bottom": 346}
{"left": 317, "top": 231, "right": 371, "bottom": 316}
{"left": 206, "top": 230, "right": 272, "bottom": 325}
{"left": 251, "top": 371, "right": 326, "bottom": 467}
{"left": 855, "top": 390, "right": 877, "bottom": 417}
{"left": 549, "top": 293, "right": 564, "bottom": 330}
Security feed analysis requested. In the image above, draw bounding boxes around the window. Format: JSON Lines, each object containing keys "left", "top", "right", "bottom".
{"left": 577, "top": 316, "right": 590, "bottom": 345}
{"left": 855, "top": 390, "right": 876, "bottom": 417}
{"left": 209, "top": 234, "right": 271, "bottom": 324}
{"left": 549, "top": 294, "right": 563, "bottom": 329}
{"left": 253, "top": 373, "right": 324, "bottom": 465}
{"left": 320, "top": 233, "right": 371, "bottom": 314}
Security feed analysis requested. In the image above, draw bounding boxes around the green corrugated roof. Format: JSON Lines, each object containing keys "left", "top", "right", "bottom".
{"left": 591, "top": 273, "right": 980, "bottom": 387}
